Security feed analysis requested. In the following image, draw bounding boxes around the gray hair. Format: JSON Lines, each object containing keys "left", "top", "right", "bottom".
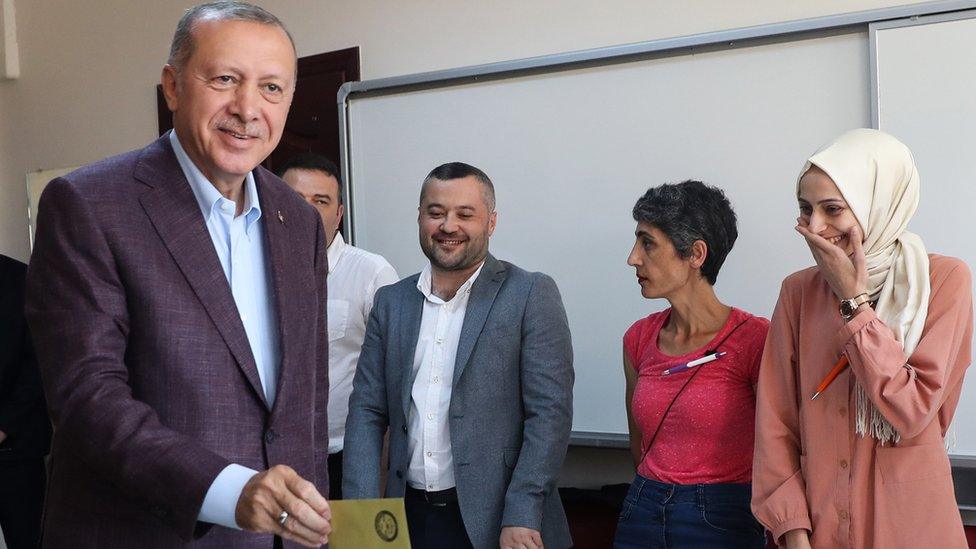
{"left": 168, "top": 1, "right": 296, "bottom": 71}
{"left": 632, "top": 180, "right": 738, "bottom": 285}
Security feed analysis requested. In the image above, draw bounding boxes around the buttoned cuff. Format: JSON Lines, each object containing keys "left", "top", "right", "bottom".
{"left": 771, "top": 517, "right": 813, "bottom": 546}
{"left": 198, "top": 464, "right": 259, "bottom": 529}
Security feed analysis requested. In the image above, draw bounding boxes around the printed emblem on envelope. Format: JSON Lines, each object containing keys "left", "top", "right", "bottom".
{"left": 374, "top": 510, "right": 398, "bottom": 542}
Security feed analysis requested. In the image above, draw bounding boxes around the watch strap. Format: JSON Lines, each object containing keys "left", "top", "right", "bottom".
{"left": 840, "top": 292, "right": 871, "bottom": 319}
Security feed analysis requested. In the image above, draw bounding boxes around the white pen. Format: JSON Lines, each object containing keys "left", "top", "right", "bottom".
{"left": 661, "top": 351, "right": 727, "bottom": 376}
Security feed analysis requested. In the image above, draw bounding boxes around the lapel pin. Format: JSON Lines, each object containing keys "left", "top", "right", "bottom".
{"left": 277, "top": 210, "right": 285, "bottom": 224}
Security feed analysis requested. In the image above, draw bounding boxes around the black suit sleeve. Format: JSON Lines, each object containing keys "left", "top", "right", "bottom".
{"left": 0, "top": 258, "right": 48, "bottom": 446}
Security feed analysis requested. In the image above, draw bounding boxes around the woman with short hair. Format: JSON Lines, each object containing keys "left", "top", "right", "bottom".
{"left": 751, "top": 129, "right": 972, "bottom": 548}
{"left": 614, "top": 180, "right": 768, "bottom": 549}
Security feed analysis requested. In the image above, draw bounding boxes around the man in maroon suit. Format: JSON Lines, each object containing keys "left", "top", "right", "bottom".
{"left": 26, "top": 3, "right": 331, "bottom": 547}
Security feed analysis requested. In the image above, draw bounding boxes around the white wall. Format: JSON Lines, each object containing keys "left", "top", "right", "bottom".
{"left": 0, "top": 0, "right": 185, "bottom": 261}
{"left": 0, "top": 0, "right": 927, "bottom": 261}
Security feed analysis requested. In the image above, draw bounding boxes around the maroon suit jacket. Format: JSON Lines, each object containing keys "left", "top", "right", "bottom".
{"left": 26, "top": 135, "right": 329, "bottom": 548}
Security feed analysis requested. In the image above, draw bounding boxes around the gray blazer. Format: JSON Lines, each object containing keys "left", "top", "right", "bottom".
{"left": 343, "top": 254, "right": 574, "bottom": 548}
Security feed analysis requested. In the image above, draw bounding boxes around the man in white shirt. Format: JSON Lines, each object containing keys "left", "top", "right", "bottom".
{"left": 343, "top": 162, "right": 574, "bottom": 549}
{"left": 279, "top": 153, "right": 399, "bottom": 500}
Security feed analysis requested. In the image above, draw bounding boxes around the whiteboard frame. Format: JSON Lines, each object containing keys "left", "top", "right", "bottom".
{"left": 869, "top": 7, "right": 976, "bottom": 127}
{"left": 339, "top": 0, "right": 976, "bottom": 242}
{"left": 338, "top": 0, "right": 976, "bottom": 449}
{"left": 870, "top": 9, "right": 976, "bottom": 471}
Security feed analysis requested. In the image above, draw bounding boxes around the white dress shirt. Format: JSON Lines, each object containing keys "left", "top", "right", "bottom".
{"left": 407, "top": 261, "right": 484, "bottom": 491}
{"left": 326, "top": 233, "right": 398, "bottom": 453}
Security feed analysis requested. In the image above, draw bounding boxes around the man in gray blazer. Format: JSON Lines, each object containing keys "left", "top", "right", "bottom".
{"left": 343, "top": 162, "right": 574, "bottom": 549}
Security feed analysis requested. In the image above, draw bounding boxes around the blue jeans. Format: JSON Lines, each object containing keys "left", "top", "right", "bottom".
{"left": 613, "top": 475, "right": 765, "bottom": 549}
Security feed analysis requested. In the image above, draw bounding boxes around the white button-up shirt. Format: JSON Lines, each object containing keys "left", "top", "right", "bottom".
{"left": 406, "top": 261, "right": 484, "bottom": 491}
{"left": 326, "top": 234, "right": 398, "bottom": 453}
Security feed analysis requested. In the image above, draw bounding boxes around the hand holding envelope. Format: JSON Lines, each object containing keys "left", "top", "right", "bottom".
{"left": 329, "top": 498, "right": 411, "bottom": 548}
{"left": 236, "top": 465, "right": 332, "bottom": 547}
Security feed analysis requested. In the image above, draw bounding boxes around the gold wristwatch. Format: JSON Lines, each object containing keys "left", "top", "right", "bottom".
{"left": 839, "top": 292, "right": 871, "bottom": 320}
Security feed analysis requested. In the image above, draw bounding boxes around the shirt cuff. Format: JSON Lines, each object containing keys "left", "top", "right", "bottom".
{"left": 771, "top": 517, "right": 813, "bottom": 546}
{"left": 198, "top": 464, "right": 259, "bottom": 529}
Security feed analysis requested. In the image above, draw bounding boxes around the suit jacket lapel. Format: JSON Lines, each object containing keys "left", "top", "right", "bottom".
{"left": 136, "top": 136, "right": 268, "bottom": 409}
{"left": 452, "top": 255, "right": 506, "bottom": 387}
{"left": 257, "top": 170, "right": 302, "bottom": 415}
{"left": 399, "top": 278, "right": 424, "bottom": 421}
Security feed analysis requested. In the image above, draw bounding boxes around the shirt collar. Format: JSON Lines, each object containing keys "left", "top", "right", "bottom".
{"left": 169, "top": 130, "right": 263, "bottom": 229}
{"left": 416, "top": 260, "right": 485, "bottom": 305}
{"left": 326, "top": 232, "right": 347, "bottom": 273}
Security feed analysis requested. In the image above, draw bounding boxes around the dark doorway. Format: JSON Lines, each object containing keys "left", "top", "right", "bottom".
{"left": 157, "top": 46, "right": 360, "bottom": 173}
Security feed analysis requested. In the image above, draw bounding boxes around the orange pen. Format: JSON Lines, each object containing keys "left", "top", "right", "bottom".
{"left": 810, "top": 354, "right": 850, "bottom": 400}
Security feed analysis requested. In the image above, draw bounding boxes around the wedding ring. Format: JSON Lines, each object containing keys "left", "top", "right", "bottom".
{"left": 278, "top": 510, "right": 289, "bottom": 527}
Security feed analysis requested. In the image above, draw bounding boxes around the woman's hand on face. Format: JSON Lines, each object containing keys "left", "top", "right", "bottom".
{"left": 796, "top": 219, "right": 868, "bottom": 300}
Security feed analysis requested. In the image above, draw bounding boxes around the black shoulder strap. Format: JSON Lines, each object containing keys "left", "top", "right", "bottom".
{"left": 637, "top": 316, "right": 752, "bottom": 467}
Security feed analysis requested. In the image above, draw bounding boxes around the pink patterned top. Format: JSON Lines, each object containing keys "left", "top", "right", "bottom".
{"left": 625, "top": 307, "right": 769, "bottom": 484}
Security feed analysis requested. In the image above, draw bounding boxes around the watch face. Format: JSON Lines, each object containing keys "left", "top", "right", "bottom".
{"left": 374, "top": 510, "right": 398, "bottom": 542}
{"left": 840, "top": 301, "right": 855, "bottom": 317}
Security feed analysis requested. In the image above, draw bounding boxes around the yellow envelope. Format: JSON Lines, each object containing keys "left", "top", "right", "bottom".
{"left": 329, "top": 498, "right": 411, "bottom": 548}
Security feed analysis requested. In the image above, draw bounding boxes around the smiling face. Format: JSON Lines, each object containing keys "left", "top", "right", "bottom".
{"left": 627, "top": 222, "right": 698, "bottom": 300}
{"left": 282, "top": 168, "right": 344, "bottom": 247}
{"left": 161, "top": 19, "right": 295, "bottom": 189}
{"left": 418, "top": 175, "right": 496, "bottom": 273}
{"left": 797, "top": 165, "right": 863, "bottom": 255}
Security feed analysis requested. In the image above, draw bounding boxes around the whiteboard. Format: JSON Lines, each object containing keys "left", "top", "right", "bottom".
{"left": 26, "top": 166, "right": 76, "bottom": 249}
{"left": 873, "top": 11, "right": 976, "bottom": 457}
{"left": 347, "top": 31, "right": 869, "bottom": 436}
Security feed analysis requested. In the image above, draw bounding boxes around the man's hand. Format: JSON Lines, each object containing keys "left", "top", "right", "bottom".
{"left": 500, "top": 526, "right": 543, "bottom": 549}
{"left": 236, "top": 465, "right": 331, "bottom": 548}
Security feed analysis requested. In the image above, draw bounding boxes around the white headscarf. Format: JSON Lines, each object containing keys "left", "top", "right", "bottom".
{"left": 798, "top": 128, "right": 930, "bottom": 444}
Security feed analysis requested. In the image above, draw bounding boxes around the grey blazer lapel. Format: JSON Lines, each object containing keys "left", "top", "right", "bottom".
{"left": 136, "top": 137, "right": 268, "bottom": 409}
{"left": 452, "top": 255, "right": 506, "bottom": 387}
{"left": 399, "top": 277, "right": 425, "bottom": 420}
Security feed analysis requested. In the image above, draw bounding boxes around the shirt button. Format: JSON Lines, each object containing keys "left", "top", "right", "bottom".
{"left": 427, "top": 451, "right": 432, "bottom": 457}
{"left": 436, "top": 339, "right": 443, "bottom": 345}
{"left": 427, "top": 413, "right": 434, "bottom": 420}
{"left": 221, "top": 202, "right": 232, "bottom": 212}
{"left": 241, "top": 313, "right": 248, "bottom": 322}
{"left": 840, "top": 459, "right": 848, "bottom": 469}
{"left": 432, "top": 376, "right": 440, "bottom": 384}
{"left": 839, "top": 510, "right": 849, "bottom": 520}
{"left": 428, "top": 484, "right": 434, "bottom": 490}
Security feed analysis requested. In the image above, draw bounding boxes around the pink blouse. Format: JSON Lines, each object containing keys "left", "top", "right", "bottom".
{"left": 752, "top": 254, "right": 973, "bottom": 548}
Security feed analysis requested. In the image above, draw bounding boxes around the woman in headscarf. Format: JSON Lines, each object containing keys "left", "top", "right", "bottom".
{"left": 615, "top": 180, "right": 769, "bottom": 549}
{"left": 751, "top": 129, "right": 973, "bottom": 548}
